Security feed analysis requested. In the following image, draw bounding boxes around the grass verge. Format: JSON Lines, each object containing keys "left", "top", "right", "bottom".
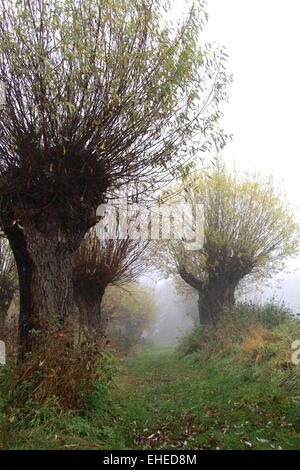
{"left": 0, "top": 304, "right": 299, "bottom": 450}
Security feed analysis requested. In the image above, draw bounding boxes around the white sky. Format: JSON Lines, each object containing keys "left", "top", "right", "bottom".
{"left": 169, "top": 0, "right": 300, "bottom": 310}
{"left": 201, "top": 0, "right": 300, "bottom": 206}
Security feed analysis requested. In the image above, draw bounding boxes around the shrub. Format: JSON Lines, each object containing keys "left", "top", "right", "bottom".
{"left": 0, "top": 319, "right": 115, "bottom": 414}
{"left": 177, "top": 301, "right": 294, "bottom": 358}
{"left": 230, "top": 300, "right": 292, "bottom": 328}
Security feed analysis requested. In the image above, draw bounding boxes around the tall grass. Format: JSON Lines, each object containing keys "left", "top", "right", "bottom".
{"left": 0, "top": 318, "right": 119, "bottom": 449}
{"left": 177, "top": 301, "right": 300, "bottom": 399}
{"left": 177, "top": 301, "right": 293, "bottom": 358}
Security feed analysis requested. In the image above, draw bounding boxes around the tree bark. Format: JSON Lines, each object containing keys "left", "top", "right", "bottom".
{"left": 178, "top": 266, "right": 237, "bottom": 328}
{"left": 3, "top": 213, "right": 86, "bottom": 361}
{"left": 198, "top": 279, "right": 237, "bottom": 327}
{"left": 197, "top": 290, "right": 212, "bottom": 326}
{"left": 178, "top": 266, "right": 214, "bottom": 325}
{"left": 74, "top": 288, "right": 105, "bottom": 342}
{"left": 23, "top": 219, "right": 79, "bottom": 324}
{"left": 3, "top": 223, "right": 35, "bottom": 361}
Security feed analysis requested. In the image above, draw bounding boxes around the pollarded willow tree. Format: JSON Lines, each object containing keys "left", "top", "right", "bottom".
{"left": 158, "top": 165, "right": 300, "bottom": 326}
{"left": 73, "top": 229, "right": 148, "bottom": 340}
{"left": 0, "top": 0, "right": 231, "bottom": 357}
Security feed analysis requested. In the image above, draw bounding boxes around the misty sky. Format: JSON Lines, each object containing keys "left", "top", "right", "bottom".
{"left": 201, "top": 0, "right": 300, "bottom": 212}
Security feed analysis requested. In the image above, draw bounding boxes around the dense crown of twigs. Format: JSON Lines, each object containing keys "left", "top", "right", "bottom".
{"left": 73, "top": 228, "right": 148, "bottom": 300}
{"left": 154, "top": 165, "right": 300, "bottom": 294}
{"left": 0, "top": 0, "right": 230, "bottom": 226}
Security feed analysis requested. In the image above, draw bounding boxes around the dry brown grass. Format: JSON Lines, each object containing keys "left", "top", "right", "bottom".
{"left": 14, "top": 322, "right": 109, "bottom": 410}
{"left": 240, "top": 325, "right": 281, "bottom": 363}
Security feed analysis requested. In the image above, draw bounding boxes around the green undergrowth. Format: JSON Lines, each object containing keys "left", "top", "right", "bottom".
{"left": 111, "top": 304, "right": 300, "bottom": 450}
{"left": 0, "top": 303, "right": 299, "bottom": 450}
{"left": 0, "top": 354, "right": 128, "bottom": 450}
{"left": 0, "top": 325, "right": 126, "bottom": 450}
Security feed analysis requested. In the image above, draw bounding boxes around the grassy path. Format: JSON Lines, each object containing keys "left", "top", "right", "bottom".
{"left": 1, "top": 344, "right": 299, "bottom": 450}
{"left": 111, "top": 346, "right": 300, "bottom": 450}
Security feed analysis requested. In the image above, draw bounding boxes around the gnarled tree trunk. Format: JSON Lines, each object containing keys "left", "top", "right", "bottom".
{"left": 179, "top": 266, "right": 237, "bottom": 328}
{"left": 3, "top": 211, "right": 88, "bottom": 361}
{"left": 205, "top": 279, "right": 237, "bottom": 324}
{"left": 3, "top": 223, "right": 34, "bottom": 360}
{"left": 197, "top": 291, "right": 212, "bottom": 325}
{"left": 74, "top": 288, "right": 105, "bottom": 342}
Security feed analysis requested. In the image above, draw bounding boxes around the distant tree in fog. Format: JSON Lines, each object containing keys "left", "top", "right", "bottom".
{"left": 155, "top": 164, "right": 300, "bottom": 327}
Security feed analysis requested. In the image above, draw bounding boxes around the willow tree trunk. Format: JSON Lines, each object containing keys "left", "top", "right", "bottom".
{"left": 4, "top": 214, "right": 86, "bottom": 361}
{"left": 4, "top": 223, "right": 34, "bottom": 360}
{"left": 179, "top": 266, "right": 238, "bottom": 328}
{"left": 198, "top": 279, "right": 237, "bottom": 327}
{"left": 197, "top": 291, "right": 212, "bottom": 326}
{"left": 74, "top": 288, "right": 105, "bottom": 342}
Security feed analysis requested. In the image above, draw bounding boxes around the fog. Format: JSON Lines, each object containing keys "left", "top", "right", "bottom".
{"left": 139, "top": 277, "right": 196, "bottom": 346}
{"left": 141, "top": 270, "right": 300, "bottom": 347}
{"left": 238, "top": 272, "right": 300, "bottom": 315}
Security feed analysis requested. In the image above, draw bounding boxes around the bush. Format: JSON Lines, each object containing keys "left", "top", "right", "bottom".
{"left": 230, "top": 300, "right": 292, "bottom": 328}
{"left": 177, "top": 301, "right": 294, "bottom": 357}
{"left": 0, "top": 321, "right": 120, "bottom": 449}
{"left": 0, "top": 319, "right": 116, "bottom": 416}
